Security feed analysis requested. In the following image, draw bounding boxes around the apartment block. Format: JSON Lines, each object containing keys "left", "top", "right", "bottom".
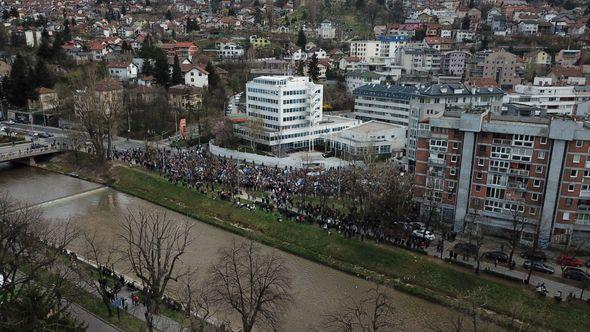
{"left": 415, "top": 106, "right": 590, "bottom": 246}
{"left": 353, "top": 83, "right": 504, "bottom": 165}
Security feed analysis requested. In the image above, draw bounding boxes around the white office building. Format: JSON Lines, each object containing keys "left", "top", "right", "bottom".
{"left": 504, "top": 78, "right": 578, "bottom": 115}
{"left": 236, "top": 76, "right": 359, "bottom": 153}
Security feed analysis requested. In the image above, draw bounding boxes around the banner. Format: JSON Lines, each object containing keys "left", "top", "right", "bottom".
{"left": 179, "top": 118, "right": 187, "bottom": 139}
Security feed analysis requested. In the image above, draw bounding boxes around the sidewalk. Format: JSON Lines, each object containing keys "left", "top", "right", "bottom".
{"left": 423, "top": 237, "right": 590, "bottom": 301}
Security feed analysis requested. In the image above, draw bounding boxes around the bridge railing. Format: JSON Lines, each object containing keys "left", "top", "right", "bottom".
{"left": 0, "top": 146, "right": 64, "bottom": 161}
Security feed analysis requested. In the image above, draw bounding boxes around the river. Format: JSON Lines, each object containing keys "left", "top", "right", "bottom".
{"left": 0, "top": 163, "right": 497, "bottom": 331}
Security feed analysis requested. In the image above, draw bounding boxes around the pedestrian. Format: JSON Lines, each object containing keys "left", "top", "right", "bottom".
{"left": 494, "top": 259, "right": 498, "bottom": 267}
{"left": 501, "top": 244, "right": 505, "bottom": 252}
{"left": 449, "top": 249, "right": 454, "bottom": 260}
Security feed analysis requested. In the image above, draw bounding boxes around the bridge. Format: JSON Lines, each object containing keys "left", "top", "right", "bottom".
{"left": 0, "top": 143, "right": 64, "bottom": 164}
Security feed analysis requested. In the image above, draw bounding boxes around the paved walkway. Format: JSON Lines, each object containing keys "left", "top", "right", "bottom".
{"left": 68, "top": 303, "right": 121, "bottom": 332}
{"left": 423, "top": 237, "right": 590, "bottom": 301}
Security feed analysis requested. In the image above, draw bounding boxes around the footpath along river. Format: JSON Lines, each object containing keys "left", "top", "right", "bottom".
{"left": 0, "top": 163, "right": 500, "bottom": 331}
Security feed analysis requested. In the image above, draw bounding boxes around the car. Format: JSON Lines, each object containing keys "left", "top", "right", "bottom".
{"left": 412, "top": 229, "right": 435, "bottom": 241}
{"left": 563, "top": 267, "right": 589, "bottom": 281}
{"left": 523, "top": 260, "right": 554, "bottom": 274}
{"left": 322, "top": 151, "right": 335, "bottom": 158}
{"left": 520, "top": 250, "right": 547, "bottom": 261}
{"left": 7, "top": 120, "right": 15, "bottom": 125}
{"left": 483, "top": 251, "right": 510, "bottom": 263}
{"left": 556, "top": 254, "right": 583, "bottom": 267}
{"left": 0, "top": 126, "right": 6, "bottom": 132}
{"left": 33, "top": 132, "right": 51, "bottom": 138}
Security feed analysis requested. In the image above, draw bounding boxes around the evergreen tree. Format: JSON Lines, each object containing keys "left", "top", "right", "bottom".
{"left": 143, "top": 59, "right": 154, "bottom": 75}
{"left": 165, "top": 9, "right": 172, "bottom": 20}
{"left": 3, "top": 286, "right": 86, "bottom": 331}
{"left": 2, "top": 9, "right": 9, "bottom": 20}
{"left": 307, "top": 54, "right": 320, "bottom": 82}
{"left": 10, "top": 7, "right": 18, "bottom": 18}
{"left": 6, "top": 55, "right": 35, "bottom": 107}
{"left": 295, "top": 60, "right": 305, "bottom": 76}
{"left": 206, "top": 61, "right": 220, "bottom": 88}
{"left": 34, "top": 60, "right": 55, "bottom": 89}
{"left": 355, "top": 0, "right": 365, "bottom": 9}
{"left": 171, "top": 55, "right": 183, "bottom": 85}
{"left": 253, "top": 0, "right": 263, "bottom": 25}
{"left": 297, "top": 27, "right": 306, "bottom": 49}
{"left": 461, "top": 15, "right": 471, "bottom": 30}
{"left": 37, "top": 36, "right": 52, "bottom": 60}
{"left": 153, "top": 50, "right": 170, "bottom": 87}
{"left": 0, "top": 24, "right": 7, "bottom": 51}
{"left": 63, "top": 23, "right": 72, "bottom": 42}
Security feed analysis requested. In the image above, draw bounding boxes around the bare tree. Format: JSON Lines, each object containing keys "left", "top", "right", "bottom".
{"left": 507, "top": 204, "right": 526, "bottom": 269}
{"left": 75, "top": 231, "right": 120, "bottom": 318}
{"left": 323, "top": 286, "right": 398, "bottom": 332}
{"left": 0, "top": 194, "right": 82, "bottom": 329}
{"left": 208, "top": 241, "right": 293, "bottom": 332}
{"left": 247, "top": 115, "right": 265, "bottom": 151}
{"left": 119, "top": 210, "right": 193, "bottom": 332}
{"left": 70, "top": 65, "right": 123, "bottom": 163}
{"left": 176, "top": 267, "right": 216, "bottom": 332}
{"left": 461, "top": 286, "right": 487, "bottom": 332}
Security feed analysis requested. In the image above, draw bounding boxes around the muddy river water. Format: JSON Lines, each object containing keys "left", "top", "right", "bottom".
{"left": 0, "top": 163, "right": 499, "bottom": 331}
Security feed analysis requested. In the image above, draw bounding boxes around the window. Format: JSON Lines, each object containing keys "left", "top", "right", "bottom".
{"left": 536, "top": 166, "right": 543, "bottom": 174}
{"left": 540, "top": 137, "right": 548, "bottom": 144}
{"left": 475, "top": 172, "right": 483, "bottom": 179}
{"left": 568, "top": 184, "right": 576, "bottom": 192}
{"left": 478, "top": 158, "right": 484, "bottom": 166}
{"left": 573, "top": 155, "right": 581, "bottom": 163}
{"left": 450, "top": 168, "right": 457, "bottom": 176}
{"left": 576, "top": 140, "right": 583, "bottom": 147}
{"left": 537, "top": 151, "right": 545, "bottom": 160}
{"left": 453, "top": 142, "right": 459, "bottom": 149}
{"left": 451, "top": 155, "right": 458, "bottom": 163}
{"left": 585, "top": 170, "right": 590, "bottom": 178}
{"left": 566, "top": 198, "right": 574, "bottom": 207}
{"left": 563, "top": 212, "right": 570, "bottom": 221}
{"left": 531, "top": 193, "right": 539, "bottom": 201}
{"left": 533, "top": 180, "right": 541, "bottom": 187}
{"left": 571, "top": 170, "right": 579, "bottom": 178}
{"left": 475, "top": 185, "right": 481, "bottom": 191}
{"left": 529, "top": 207, "right": 536, "bottom": 215}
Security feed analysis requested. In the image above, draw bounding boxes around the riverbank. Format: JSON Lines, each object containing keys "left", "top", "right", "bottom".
{"left": 38, "top": 155, "right": 590, "bottom": 331}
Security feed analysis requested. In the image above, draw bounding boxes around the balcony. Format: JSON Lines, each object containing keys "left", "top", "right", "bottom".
{"left": 428, "top": 157, "right": 445, "bottom": 166}
{"left": 509, "top": 169, "right": 529, "bottom": 176}
{"left": 581, "top": 190, "right": 590, "bottom": 199}
{"left": 508, "top": 181, "right": 527, "bottom": 191}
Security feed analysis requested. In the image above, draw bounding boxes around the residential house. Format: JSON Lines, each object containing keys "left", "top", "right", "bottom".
{"left": 556, "top": 49, "right": 582, "bottom": 67}
{"left": 181, "top": 64, "right": 209, "bottom": 88}
{"left": 249, "top": 35, "right": 271, "bottom": 48}
{"left": 168, "top": 84, "right": 203, "bottom": 110}
{"left": 441, "top": 50, "right": 470, "bottom": 77}
{"left": 107, "top": 61, "right": 138, "bottom": 81}
{"left": 317, "top": 20, "right": 336, "bottom": 39}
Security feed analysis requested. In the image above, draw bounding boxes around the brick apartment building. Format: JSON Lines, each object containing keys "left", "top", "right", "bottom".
{"left": 415, "top": 104, "right": 590, "bottom": 247}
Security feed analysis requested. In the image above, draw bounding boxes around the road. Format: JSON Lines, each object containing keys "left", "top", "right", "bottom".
{"left": 0, "top": 121, "right": 178, "bottom": 152}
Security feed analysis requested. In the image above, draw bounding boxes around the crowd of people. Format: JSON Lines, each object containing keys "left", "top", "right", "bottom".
{"left": 113, "top": 146, "right": 423, "bottom": 247}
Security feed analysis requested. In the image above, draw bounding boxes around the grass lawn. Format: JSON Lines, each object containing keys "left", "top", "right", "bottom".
{"left": 107, "top": 164, "right": 590, "bottom": 332}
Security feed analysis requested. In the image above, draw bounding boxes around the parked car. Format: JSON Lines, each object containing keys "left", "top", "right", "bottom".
{"left": 556, "top": 254, "right": 583, "bottom": 267}
{"left": 412, "top": 229, "right": 435, "bottom": 241}
{"left": 523, "top": 260, "right": 554, "bottom": 274}
{"left": 520, "top": 250, "right": 547, "bottom": 261}
{"left": 563, "top": 267, "right": 589, "bottom": 281}
{"left": 483, "top": 251, "right": 510, "bottom": 263}
{"left": 34, "top": 132, "right": 52, "bottom": 138}
{"left": 7, "top": 120, "right": 15, "bottom": 125}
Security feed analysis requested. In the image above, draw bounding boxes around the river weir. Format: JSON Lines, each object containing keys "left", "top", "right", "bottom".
{"left": 0, "top": 162, "right": 499, "bottom": 331}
